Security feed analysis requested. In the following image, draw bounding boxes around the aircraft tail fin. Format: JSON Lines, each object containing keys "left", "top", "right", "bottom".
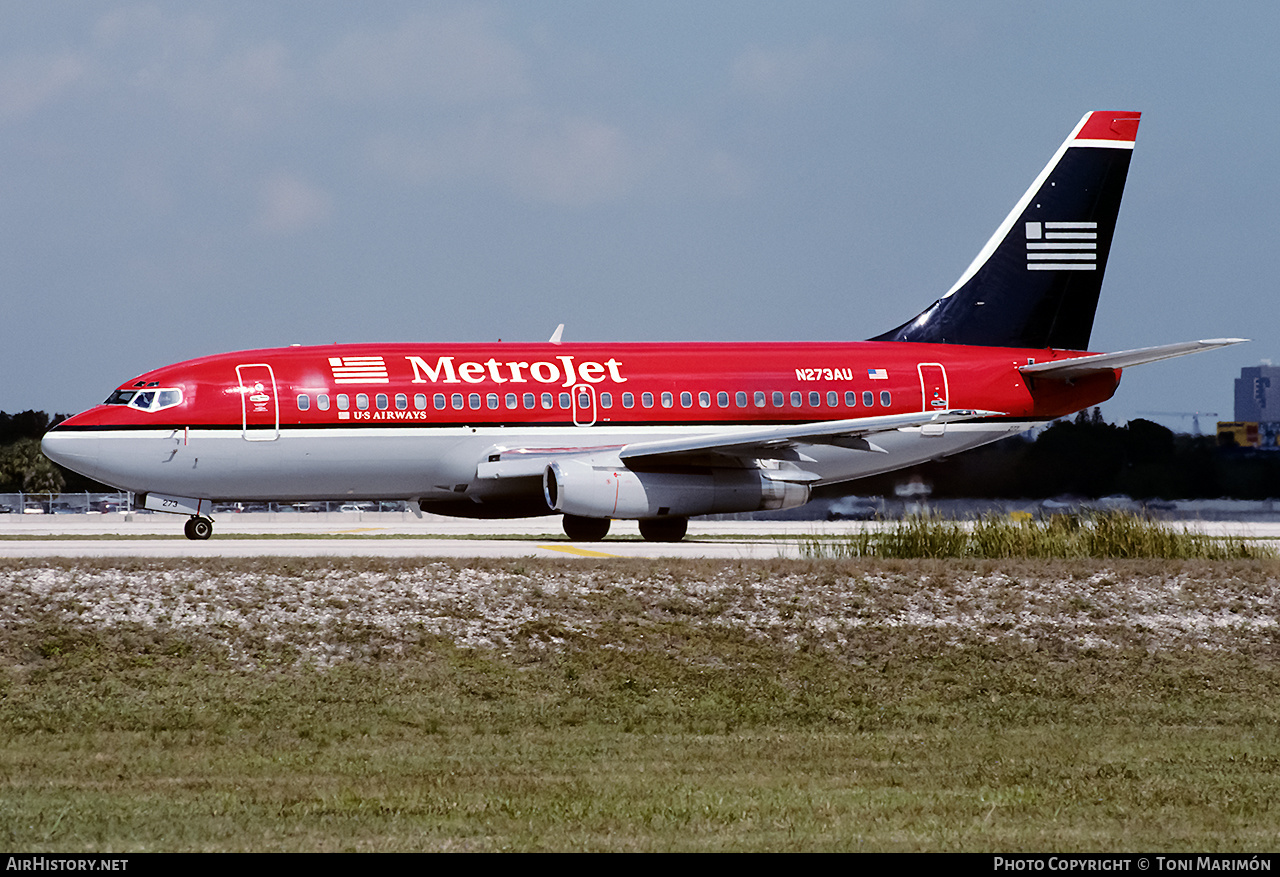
{"left": 873, "top": 111, "right": 1141, "bottom": 350}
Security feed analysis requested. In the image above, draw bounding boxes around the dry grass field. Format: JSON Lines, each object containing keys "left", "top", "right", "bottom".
{"left": 2, "top": 552, "right": 1278, "bottom": 851}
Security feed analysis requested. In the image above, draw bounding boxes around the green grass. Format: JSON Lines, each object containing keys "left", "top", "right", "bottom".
{"left": 2, "top": 556, "right": 1278, "bottom": 851}
{"left": 799, "top": 512, "right": 1273, "bottom": 560}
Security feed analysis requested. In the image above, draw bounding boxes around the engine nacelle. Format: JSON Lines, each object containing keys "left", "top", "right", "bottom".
{"left": 543, "top": 459, "right": 811, "bottom": 519}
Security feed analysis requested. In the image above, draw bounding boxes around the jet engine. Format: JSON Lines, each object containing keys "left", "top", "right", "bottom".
{"left": 543, "top": 458, "right": 811, "bottom": 519}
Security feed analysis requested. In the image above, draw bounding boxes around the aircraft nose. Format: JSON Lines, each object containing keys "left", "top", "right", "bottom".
{"left": 41, "top": 427, "right": 99, "bottom": 478}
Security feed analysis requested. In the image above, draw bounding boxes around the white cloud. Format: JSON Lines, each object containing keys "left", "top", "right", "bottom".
{"left": 730, "top": 38, "right": 844, "bottom": 100}
{"left": 370, "top": 109, "right": 755, "bottom": 207}
{"left": 320, "top": 7, "right": 528, "bottom": 105}
{"left": 253, "top": 173, "right": 333, "bottom": 235}
{"left": 0, "top": 51, "right": 88, "bottom": 121}
{"left": 87, "top": 6, "right": 291, "bottom": 130}
{"left": 369, "top": 108, "right": 641, "bottom": 206}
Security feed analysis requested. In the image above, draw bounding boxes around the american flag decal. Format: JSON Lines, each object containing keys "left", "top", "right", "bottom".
{"left": 1025, "top": 221, "right": 1097, "bottom": 271}
{"left": 329, "top": 356, "right": 389, "bottom": 384}
{"left": 868, "top": 368, "right": 888, "bottom": 380}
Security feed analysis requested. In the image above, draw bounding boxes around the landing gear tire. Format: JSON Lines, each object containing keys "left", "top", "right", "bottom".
{"left": 562, "top": 514, "right": 610, "bottom": 541}
{"left": 184, "top": 516, "right": 213, "bottom": 541}
{"left": 639, "top": 517, "right": 687, "bottom": 542}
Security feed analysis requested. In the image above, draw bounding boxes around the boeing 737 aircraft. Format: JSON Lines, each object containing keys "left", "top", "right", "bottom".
{"left": 42, "top": 111, "right": 1244, "bottom": 541}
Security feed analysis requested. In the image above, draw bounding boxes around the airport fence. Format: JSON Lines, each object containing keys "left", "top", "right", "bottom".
{"left": 0, "top": 492, "right": 408, "bottom": 516}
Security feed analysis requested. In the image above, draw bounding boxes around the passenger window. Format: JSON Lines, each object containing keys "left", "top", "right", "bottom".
{"left": 827, "top": 391, "right": 837, "bottom": 407}
{"left": 717, "top": 391, "right": 728, "bottom": 408}
{"left": 845, "top": 391, "right": 856, "bottom": 407}
{"left": 337, "top": 394, "right": 350, "bottom": 410}
{"left": 699, "top": 392, "right": 711, "bottom": 408}
{"left": 680, "top": 392, "right": 692, "bottom": 408}
{"left": 505, "top": 393, "right": 518, "bottom": 409}
{"left": 487, "top": 393, "right": 499, "bottom": 409}
{"left": 754, "top": 391, "right": 766, "bottom": 407}
{"left": 414, "top": 394, "right": 426, "bottom": 410}
{"left": 880, "top": 391, "right": 892, "bottom": 407}
{"left": 524, "top": 393, "right": 536, "bottom": 409}
{"left": 559, "top": 393, "right": 570, "bottom": 409}
{"left": 661, "top": 392, "right": 673, "bottom": 408}
{"left": 642, "top": 392, "right": 654, "bottom": 408}
{"left": 451, "top": 393, "right": 463, "bottom": 409}
{"left": 395, "top": 393, "right": 408, "bottom": 410}
{"left": 600, "top": 392, "right": 613, "bottom": 408}
{"left": 622, "top": 392, "right": 634, "bottom": 408}
{"left": 376, "top": 393, "right": 388, "bottom": 410}
{"left": 810, "top": 391, "right": 820, "bottom": 407}
{"left": 772, "top": 391, "right": 784, "bottom": 407}
{"left": 434, "top": 394, "right": 445, "bottom": 410}
{"left": 863, "top": 391, "right": 874, "bottom": 407}
{"left": 737, "top": 391, "right": 747, "bottom": 408}
{"left": 297, "top": 394, "right": 310, "bottom": 411}
{"left": 357, "top": 394, "right": 369, "bottom": 410}
{"left": 791, "top": 391, "right": 802, "bottom": 407}
{"left": 541, "top": 393, "right": 553, "bottom": 409}
{"left": 318, "top": 394, "right": 330, "bottom": 411}
{"left": 469, "top": 393, "right": 481, "bottom": 409}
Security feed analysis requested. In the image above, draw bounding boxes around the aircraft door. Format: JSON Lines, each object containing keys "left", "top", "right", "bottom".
{"left": 918, "top": 363, "right": 948, "bottom": 437}
{"left": 572, "top": 383, "right": 596, "bottom": 427}
{"left": 236, "top": 363, "right": 280, "bottom": 441}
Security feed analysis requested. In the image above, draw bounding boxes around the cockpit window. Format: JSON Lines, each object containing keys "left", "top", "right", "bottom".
{"left": 105, "top": 387, "right": 183, "bottom": 412}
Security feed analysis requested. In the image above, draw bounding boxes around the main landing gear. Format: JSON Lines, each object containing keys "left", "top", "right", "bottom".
{"left": 560, "top": 514, "right": 689, "bottom": 543}
{"left": 562, "top": 514, "right": 610, "bottom": 542}
{"left": 638, "top": 517, "right": 687, "bottom": 543}
{"left": 183, "top": 516, "right": 213, "bottom": 541}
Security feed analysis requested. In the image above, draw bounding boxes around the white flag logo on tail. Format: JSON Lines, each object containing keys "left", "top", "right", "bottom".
{"left": 329, "top": 356, "right": 389, "bottom": 384}
{"left": 1025, "top": 221, "right": 1097, "bottom": 271}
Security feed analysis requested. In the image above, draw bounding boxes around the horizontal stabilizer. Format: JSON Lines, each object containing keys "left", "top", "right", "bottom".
{"left": 1019, "top": 338, "right": 1248, "bottom": 380}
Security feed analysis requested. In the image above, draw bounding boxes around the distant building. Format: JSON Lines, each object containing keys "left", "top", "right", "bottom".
{"left": 1222, "top": 365, "right": 1280, "bottom": 449}
{"left": 1235, "top": 364, "right": 1280, "bottom": 421}
{"left": 1218, "top": 421, "right": 1260, "bottom": 448}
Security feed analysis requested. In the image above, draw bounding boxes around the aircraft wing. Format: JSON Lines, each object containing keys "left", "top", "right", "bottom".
{"left": 1019, "top": 338, "right": 1247, "bottom": 380}
{"left": 474, "top": 409, "right": 1000, "bottom": 480}
{"left": 617, "top": 409, "right": 999, "bottom": 464}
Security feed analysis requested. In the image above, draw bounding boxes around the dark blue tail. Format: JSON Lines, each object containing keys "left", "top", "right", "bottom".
{"left": 874, "top": 111, "right": 1141, "bottom": 351}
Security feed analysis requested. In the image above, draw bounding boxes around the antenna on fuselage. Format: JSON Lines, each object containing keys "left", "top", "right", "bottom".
{"left": 549, "top": 323, "right": 564, "bottom": 345}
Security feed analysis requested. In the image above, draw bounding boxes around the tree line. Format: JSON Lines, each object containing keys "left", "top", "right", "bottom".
{"left": 852, "top": 408, "right": 1280, "bottom": 500}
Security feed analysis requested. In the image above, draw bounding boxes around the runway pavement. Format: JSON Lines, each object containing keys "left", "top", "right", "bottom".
{"left": 3, "top": 512, "right": 1280, "bottom": 559}
{"left": 0, "top": 512, "right": 824, "bottom": 559}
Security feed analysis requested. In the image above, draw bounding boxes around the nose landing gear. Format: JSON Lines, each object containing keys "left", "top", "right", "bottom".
{"left": 183, "top": 516, "right": 213, "bottom": 540}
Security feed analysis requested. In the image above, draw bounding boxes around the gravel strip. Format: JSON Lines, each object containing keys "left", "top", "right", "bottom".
{"left": 2, "top": 561, "right": 1276, "bottom": 667}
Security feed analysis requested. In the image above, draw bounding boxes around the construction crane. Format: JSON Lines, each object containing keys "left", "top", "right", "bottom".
{"left": 1137, "top": 411, "right": 1219, "bottom": 435}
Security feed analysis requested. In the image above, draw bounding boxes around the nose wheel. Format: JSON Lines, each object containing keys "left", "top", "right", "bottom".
{"left": 184, "top": 516, "right": 213, "bottom": 540}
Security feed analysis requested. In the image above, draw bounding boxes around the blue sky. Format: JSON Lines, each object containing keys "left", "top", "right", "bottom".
{"left": 3, "top": 2, "right": 1276, "bottom": 433}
